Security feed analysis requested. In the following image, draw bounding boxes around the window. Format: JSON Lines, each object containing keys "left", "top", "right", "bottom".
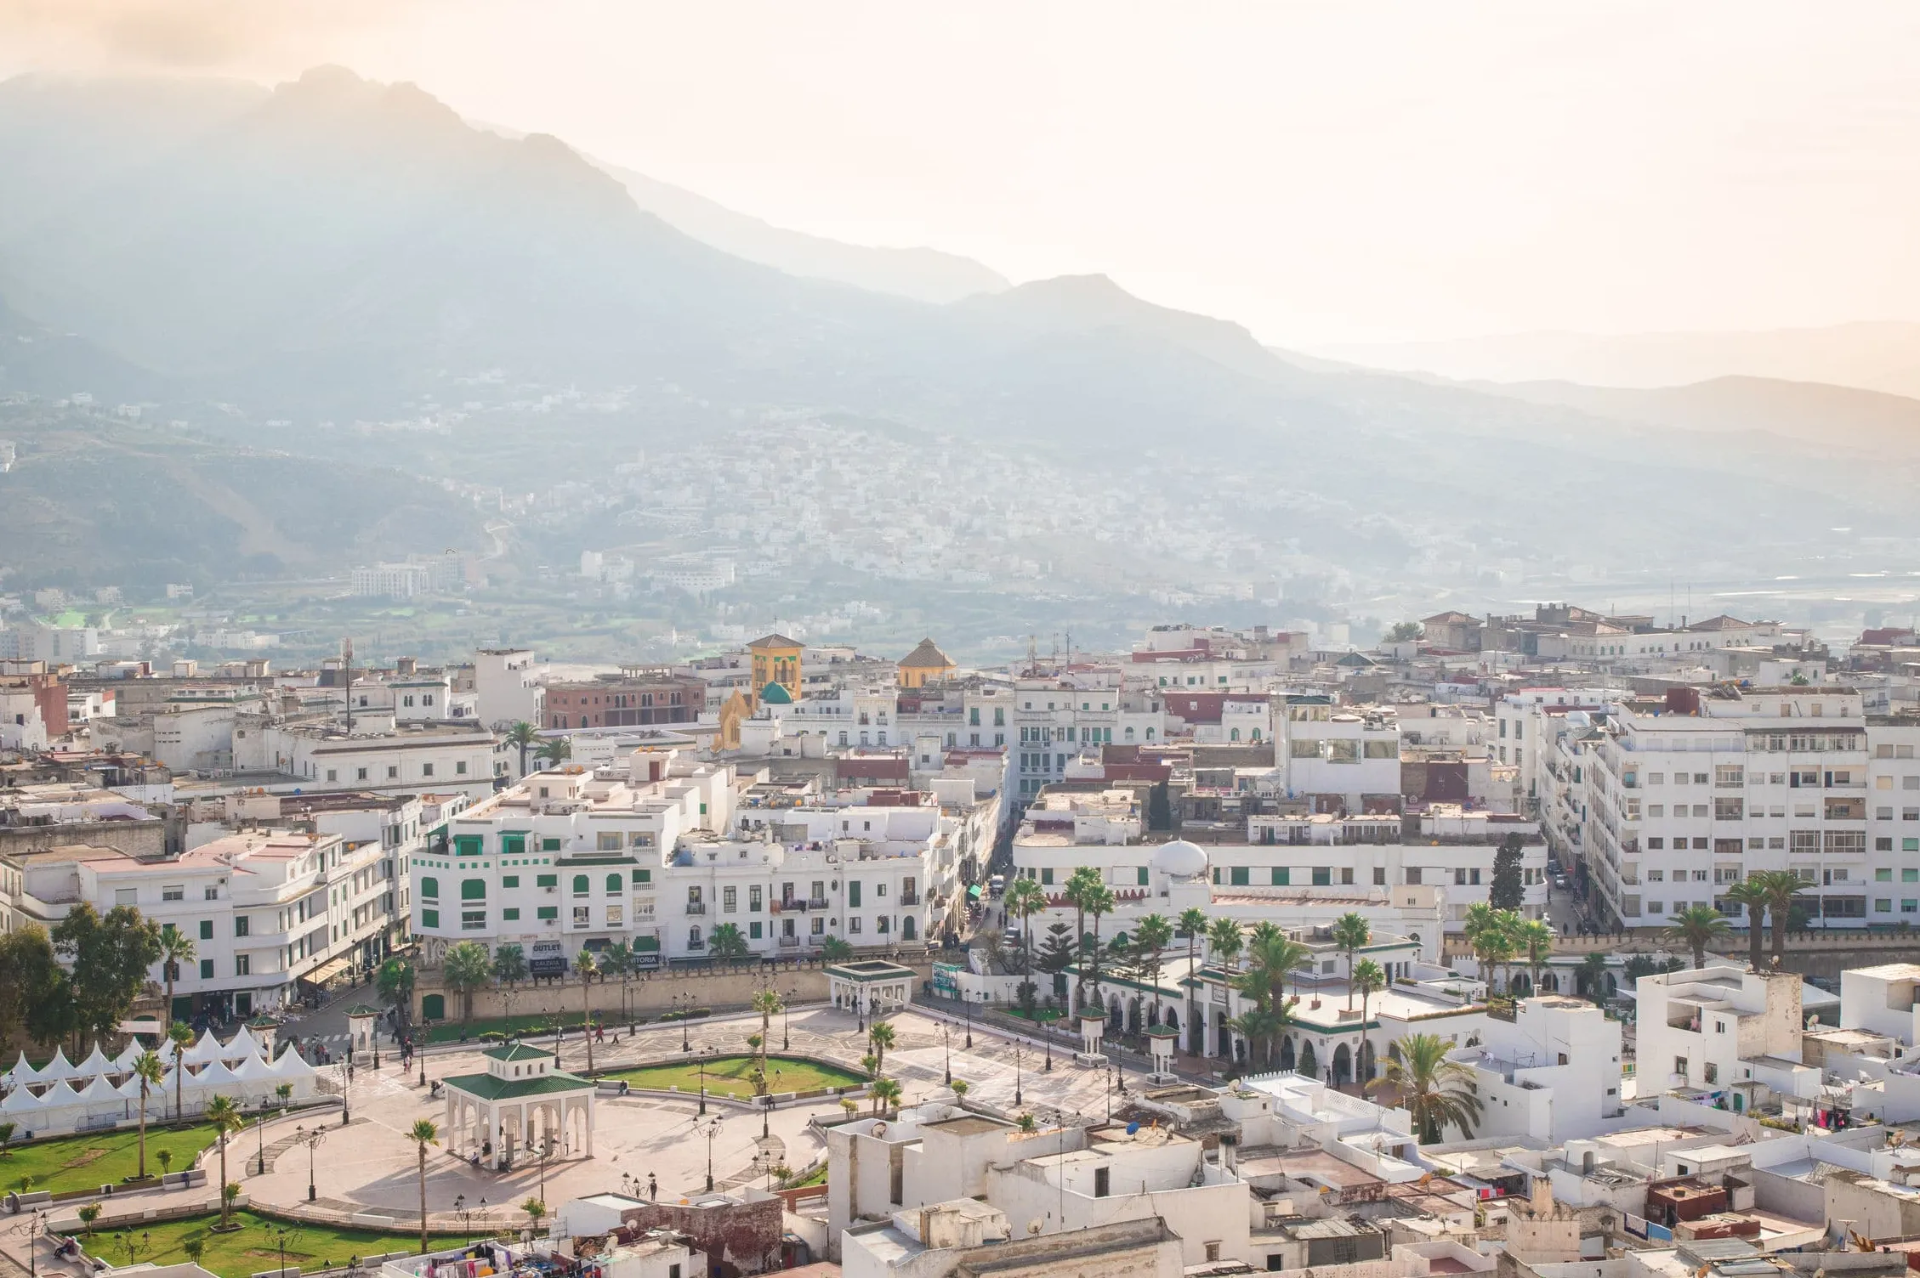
{"left": 598, "top": 832, "right": 622, "bottom": 851}
{"left": 607, "top": 873, "right": 623, "bottom": 893}
{"left": 114, "top": 888, "right": 137, "bottom": 906}
{"left": 723, "top": 886, "right": 738, "bottom": 913}
{"left": 423, "top": 763, "right": 435, "bottom": 778}
{"left": 1040, "top": 868, "right": 1053, "bottom": 886}
{"left": 421, "top": 910, "right": 439, "bottom": 929}
{"left": 326, "top": 769, "right": 338, "bottom": 783}
{"left": 750, "top": 885, "right": 764, "bottom": 911}
{"left": 503, "top": 907, "right": 521, "bottom": 921}
{"left": 1230, "top": 866, "right": 1250, "bottom": 887}
{"left": 573, "top": 875, "right": 590, "bottom": 896}
{"left": 235, "top": 916, "right": 250, "bottom": 937}
{"left": 1272, "top": 867, "right": 1290, "bottom": 886}
{"left": 632, "top": 868, "right": 652, "bottom": 886}
{"left": 502, "top": 875, "right": 520, "bottom": 888}
{"left": 850, "top": 917, "right": 863, "bottom": 933}
{"left": 1094, "top": 1167, "right": 1110, "bottom": 1197}
{"left": 750, "top": 921, "right": 762, "bottom": 940}
{"left": 199, "top": 958, "right": 214, "bottom": 979}
{"left": 199, "top": 919, "right": 214, "bottom": 940}
{"left": 536, "top": 873, "right": 558, "bottom": 888}
{"left": 1312, "top": 867, "right": 1331, "bottom": 886}
{"left": 163, "top": 885, "right": 184, "bottom": 902}
{"left": 357, "top": 767, "right": 368, "bottom": 781}
{"left": 573, "top": 906, "right": 589, "bottom": 927}
{"left": 456, "top": 761, "right": 467, "bottom": 775}
{"left": 537, "top": 906, "right": 558, "bottom": 920}
{"left": 848, "top": 881, "right": 862, "bottom": 907}
{"left": 461, "top": 879, "right": 486, "bottom": 900}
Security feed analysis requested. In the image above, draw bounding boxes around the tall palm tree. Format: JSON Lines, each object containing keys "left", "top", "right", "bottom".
{"left": 1132, "top": 914, "right": 1175, "bottom": 1028}
{"left": 1207, "top": 917, "right": 1244, "bottom": 971}
{"left": 1062, "top": 867, "right": 1105, "bottom": 1008}
{"left": 1664, "top": 903, "right": 1732, "bottom": 969}
{"left": 168, "top": 1021, "right": 194, "bottom": 1123}
{"left": 1368, "top": 1032, "right": 1483, "bottom": 1143}
{"left": 158, "top": 925, "right": 196, "bottom": 1024}
{"left": 1331, "top": 912, "right": 1371, "bottom": 1009}
{"left": 203, "top": 1095, "right": 244, "bottom": 1227}
{"left": 753, "top": 989, "right": 784, "bottom": 1074}
{"left": 1724, "top": 879, "right": 1770, "bottom": 971}
{"left": 1579, "top": 951, "right": 1610, "bottom": 1004}
{"left": 1226, "top": 1007, "right": 1280, "bottom": 1070}
{"left": 132, "top": 1051, "right": 165, "bottom": 1178}
{"left": 868, "top": 1021, "right": 896, "bottom": 1075}
{"left": 409, "top": 1119, "right": 440, "bottom": 1254}
{"left": 1515, "top": 919, "right": 1555, "bottom": 998}
{"left": 1463, "top": 905, "right": 1519, "bottom": 996}
{"left": 575, "top": 950, "right": 598, "bottom": 1072}
{"left": 1749, "top": 869, "right": 1809, "bottom": 968}
{"left": 1005, "top": 878, "right": 1047, "bottom": 977}
{"left": 1178, "top": 907, "right": 1210, "bottom": 1054}
{"left": 1350, "top": 959, "right": 1386, "bottom": 1082}
{"left": 505, "top": 721, "right": 538, "bottom": 776}
{"left": 869, "top": 1077, "right": 903, "bottom": 1117}
{"left": 533, "top": 737, "right": 572, "bottom": 768}
{"left": 1238, "top": 926, "right": 1310, "bottom": 1067}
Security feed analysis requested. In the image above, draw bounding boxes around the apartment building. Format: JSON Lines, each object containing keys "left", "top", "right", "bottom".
{"left": 234, "top": 718, "right": 503, "bottom": 797}
{"left": 1009, "top": 677, "right": 1165, "bottom": 800}
{"left": 542, "top": 671, "right": 705, "bottom": 730}
{"left": 1578, "top": 686, "right": 1920, "bottom": 930}
{"left": 1633, "top": 965, "right": 1817, "bottom": 1102}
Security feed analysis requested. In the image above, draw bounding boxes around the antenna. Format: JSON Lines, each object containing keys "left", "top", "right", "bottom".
{"left": 342, "top": 636, "right": 354, "bottom": 733}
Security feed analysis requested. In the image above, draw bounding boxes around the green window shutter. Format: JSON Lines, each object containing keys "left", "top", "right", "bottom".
{"left": 502, "top": 875, "right": 520, "bottom": 888}
{"left": 632, "top": 869, "right": 651, "bottom": 885}
{"left": 199, "top": 959, "right": 214, "bottom": 978}
{"left": 1041, "top": 868, "right": 1054, "bottom": 886}
{"left": 1137, "top": 867, "right": 1149, "bottom": 886}
{"left": 572, "top": 875, "right": 589, "bottom": 895}
{"left": 542, "top": 838, "right": 561, "bottom": 852}
{"left": 421, "top": 909, "right": 439, "bottom": 929}
{"left": 1312, "top": 867, "right": 1331, "bottom": 886}
{"left": 1272, "top": 867, "right": 1290, "bottom": 886}
{"left": 421, "top": 877, "right": 439, "bottom": 900}
{"left": 199, "top": 920, "right": 213, "bottom": 940}
{"left": 502, "top": 834, "right": 526, "bottom": 856}
{"left": 536, "top": 874, "right": 558, "bottom": 887}
{"left": 750, "top": 922, "right": 763, "bottom": 939}
{"left": 502, "top": 907, "right": 521, "bottom": 921}
{"left": 1230, "top": 866, "right": 1249, "bottom": 886}
{"left": 848, "top": 880, "right": 862, "bottom": 907}
{"left": 1212, "top": 867, "right": 1221, "bottom": 884}
{"left": 536, "top": 906, "right": 558, "bottom": 920}
{"left": 606, "top": 873, "right": 623, "bottom": 893}
{"left": 461, "top": 879, "right": 486, "bottom": 900}
{"left": 454, "top": 836, "right": 483, "bottom": 857}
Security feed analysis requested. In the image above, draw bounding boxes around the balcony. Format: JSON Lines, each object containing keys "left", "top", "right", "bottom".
{"left": 808, "top": 897, "right": 829, "bottom": 910}
{"left": 898, "top": 893, "right": 919, "bottom": 906}
{"left": 685, "top": 901, "right": 707, "bottom": 915}
{"left": 778, "top": 935, "right": 801, "bottom": 948}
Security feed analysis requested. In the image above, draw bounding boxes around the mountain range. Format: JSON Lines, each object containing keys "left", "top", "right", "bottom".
{"left": 1, "top": 66, "right": 1917, "bottom": 588}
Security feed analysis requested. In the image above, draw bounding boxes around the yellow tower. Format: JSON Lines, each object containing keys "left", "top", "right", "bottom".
{"left": 897, "top": 637, "right": 956, "bottom": 689}
{"left": 747, "top": 633, "right": 803, "bottom": 709}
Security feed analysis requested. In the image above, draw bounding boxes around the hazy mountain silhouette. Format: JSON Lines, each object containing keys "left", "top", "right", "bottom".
{"left": 1311, "top": 322, "right": 1920, "bottom": 400}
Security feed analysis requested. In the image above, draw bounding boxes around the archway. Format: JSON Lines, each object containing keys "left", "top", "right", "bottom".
{"left": 1216, "top": 1012, "right": 1232, "bottom": 1058}
{"left": 1279, "top": 1036, "right": 1296, "bottom": 1071}
{"left": 1127, "top": 997, "right": 1143, "bottom": 1035}
{"left": 1512, "top": 973, "right": 1532, "bottom": 997}
{"left": 1163, "top": 1007, "right": 1178, "bottom": 1034}
{"left": 1332, "top": 1043, "right": 1352, "bottom": 1085}
{"left": 1541, "top": 972, "right": 1558, "bottom": 993}
{"left": 1108, "top": 995, "right": 1123, "bottom": 1033}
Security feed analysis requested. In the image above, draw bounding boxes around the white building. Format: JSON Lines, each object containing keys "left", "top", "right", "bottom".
{"left": 1009, "top": 677, "right": 1165, "bottom": 801}
{"left": 1449, "top": 995, "right": 1627, "bottom": 1143}
{"left": 474, "top": 648, "right": 543, "bottom": 728}
{"left": 1633, "top": 965, "right": 1819, "bottom": 1106}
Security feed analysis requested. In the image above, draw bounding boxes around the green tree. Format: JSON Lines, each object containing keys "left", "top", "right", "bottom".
{"left": 155, "top": 1147, "right": 173, "bottom": 1176}
{"left": 52, "top": 903, "right": 162, "bottom": 1052}
{"left": 819, "top": 936, "right": 854, "bottom": 961}
{"left": 1331, "top": 912, "right": 1371, "bottom": 1009}
{"left": 133, "top": 1050, "right": 165, "bottom": 1177}
{"left": 753, "top": 989, "right": 784, "bottom": 1075}
{"left": 1749, "top": 869, "right": 1809, "bottom": 967}
{"left": 1664, "top": 904, "right": 1732, "bottom": 969}
{"left": 1513, "top": 918, "right": 1554, "bottom": 997}
{"left": 77, "top": 1204, "right": 101, "bottom": 1236}
{"left": 869, "top": 1077, "right": 903, "bottom": 1116}
{"left": 1061, "top": 867, "right": 1106, "bottom": 1006}
{"left": 950, "top": 1079, "right": 970, "bottom": 1099}
{"left": 1488, "top": 835, "right": 1527, "bottom": 911}
{"left": 533, "top": 737, "right": 572, "bottom": 767}
{"left": 204, "top": 1095, "right": 244, "bottom": 1227}
{"left": 1178, "top": 907, "right": 1210, "bottom": 1053}
{"left": 575, "top": 950, "right": 599, "bottom": 1072}
{"left": 1723, "top": 879, "right": 1770, "bottom": 971}
{"left": 1351, "top": 959, "right": 1386, "bottom": 1080}
{"left": 0, "top": 1121, "right": 14, "bottom": 1158}
{"left": 0, "top": 926, "right": 70, "bottom": 1049}
{"left": 182, "top": 1238, "right": 204, "bottom": 1267}
{"left": 1226, "top": 1007, "right": 1279, "bottom": 1069}
{"left": 1146, "top": 782, "right": 1172, "bottom": 831}
{"left": 1005, "top": 877, "right": 1048, "bottom": 977}
{"left": 157, "top": 923, "right": 197, "bottom": 1023}
{"left": 708, "top": 923, "right": 751, "bottom": 963}
{"left": 522, "top": 1198, "right": 547, "bottom": 1230}
{"left": 1131, "top": 913, "right": 1175, "bottom": 1028}
{"left": 1236, "top": 924, "right": 1309, "bottom": 1068}
{"left": 1206, "top": 916, "right": 1244, "bottom": 971}
{"left": 1037, "top": 923, "right": 1076, "bottom": 975}
{"left": 441, "top": 941, "right": 493, "bottom": 1023}
{"left": 1368, "top": 1032, "right": 1483, "bottom": 1142}
{"left": 1579, "top": 952, "right": 1611, "bottom": 1004}
{"left": 1296, "top": 1039, "right": 1318, "bottom": 1078}
{"left": 409, "top": 1119, "right": 440, "bottom": 1254}
{"left": 490, "top": 943, "right": 529, "bottom": 988}
{"left": 868, "top": 1021, "right": 896, "bottom": 1075}
{"left": 169, "top": 1020, "right": 194, "bottom": 1122}
{"left": 505, "top": 721, "right": 539, "bottom": 776}
{"left": 377, "top": 958, "right": 417, "bottom": 1032}
{"left": 1463, "top": 904, "right": 1520, "bottom": 997}
{"left": 1386, "top": 621, "right": 1422, "bottom": 643}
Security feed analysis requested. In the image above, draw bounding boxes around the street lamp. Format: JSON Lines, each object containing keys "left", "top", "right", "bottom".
{"left": 1042, "top": 1013, "right": 1053, "bottom": 1072}
{"left": 455, "top": 1194, "right": 470, "bottom": 1245}
{"left": 29, "top": 1209, "right": 45, "bottom": 1278}
{"left": 1013, "top": 1042, "right": 1023, "bottom": 1108}
{"left": 296, "top": 1124, "right": 325, "bottom": 1202}
{"left": 697, "top": 1045, "right": 716, "bottom": 1116}
{"left": 338, "top": 1061, "right": 351, "bottom": 1126}
{"left": 256, "top": 1107, "right": 268, "bottom": 1175}
{"left": 963, "top": 991, "right": 973, "bottom": 1049}
{"left": 418, "top": 1034, "right": 427, "bottom": 1090}
{"left": 782, "top": 987, "right": 796, "bottom": 1051}
{"left": 942, "top": 1024, "right": 951, "bottom": 1086}
{"left": 701, "top": 1116, "right": 723, "bottom": 1192}
{"left": 680, "top": 995, "right": 691, "bottom": 1053}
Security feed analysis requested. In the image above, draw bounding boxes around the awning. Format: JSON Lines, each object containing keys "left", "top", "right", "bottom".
{"left": 966, "top": 885, "right": 982, "bottom": 899}
{"left": 631, "top": 936, "right": 660, "bottom": 952}
{"left": 300, "top": 953, "right": 354, "bottom": 987}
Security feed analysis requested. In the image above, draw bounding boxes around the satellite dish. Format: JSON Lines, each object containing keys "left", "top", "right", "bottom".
{"left": 873, "top": 1122, "right": 887, "bottom": 1137}
{"left": 1027, "top": 1220, "right": 1044, "bottom": 1236}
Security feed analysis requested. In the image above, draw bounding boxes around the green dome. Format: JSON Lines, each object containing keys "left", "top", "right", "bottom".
{"left": 760, "top": 681, "right": 793, "bottom": 705}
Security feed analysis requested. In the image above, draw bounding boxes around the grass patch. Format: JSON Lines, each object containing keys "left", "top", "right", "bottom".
{"left": 1, "top": 1121, "right": 226, "bottom": 1195}
{"left": 609, "top": 1055, "right": 863, "bottom": 1098}
{"left": 77, "top": 1210, "right": 446, "bottom": 1278}
{"left": 780, "top": 1163, "right": 827, "bottom": 1189}
{"left": 421, "top": 1013, "right": 589, "bottom": 1045}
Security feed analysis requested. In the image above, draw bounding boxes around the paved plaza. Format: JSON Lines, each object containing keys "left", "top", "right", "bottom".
{"left": 0, "top": 1001, "right": 1149, "bottom": 1278}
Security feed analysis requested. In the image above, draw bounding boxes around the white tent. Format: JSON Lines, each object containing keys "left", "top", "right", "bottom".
{"left": 220, "top": 1027, "right": 258, "bottom": 1060}
{"left": 37, "top": 1080, "right": 81, "bottom": 1108}
{"left": 183, "top": 1030, "right": 224, "bottom": 1066}
{"left": 112, "top": 1041, "right": 148, "bottom": 1073}
{"left": 231, "top": 1052, "right": 275, "bottom": 1083}
{"left": 155, "top": 1068, "right": 184, "bottom": 1105}
{"left": 0, "top": 1085, "right": 44, "bottom": 1114}
{"left": 192, "top": 1059, "right": 240, "bottom": 1091}
{"left": 35, "top": 1048, "right": 78, "bottom": 1084}
{"left": 269, "top": 1047, "right": 318, "bottom": 1080}
{"left": 2, "top": 1052, "right": 39, "bottom": 1088}
{"left": 73, "top": 1045, "right": 114, "bottom": 1083}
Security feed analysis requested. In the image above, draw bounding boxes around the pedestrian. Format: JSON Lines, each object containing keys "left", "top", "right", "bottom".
{"left": 647, "top": 1173, "right": 657, "bottom": 1200}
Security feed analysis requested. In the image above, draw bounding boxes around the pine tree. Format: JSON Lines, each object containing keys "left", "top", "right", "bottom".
{"left": 1488, "top": 834, "right": 1526, "bottom": 911}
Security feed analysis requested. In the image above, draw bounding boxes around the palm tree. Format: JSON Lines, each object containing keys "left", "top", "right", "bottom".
{"left": 1579, "top": 952, "right": 1610, "bottom": 1004}
{"left": 158, "top": 925, "right": 196, "bottom": 1024}
{"left": 505, "top": 721, "right": 538, "bottom": 776}
{"left": 575, "top": 950, "right": 598, "bottom": 1072}
{"left": 409, "top": 1119, "right": 440, "bottom": 1253}
{"left": 708, "top": 922, "right": 751, "bottom": 963}
{"left": 1331, "top": 912, "right": 1371, "bottom": 1009}
{"left": 1723, "top": 879, "right": 1770, "bottom": 971}
{"left": 168, "top": 1021, "right": 194, "bottom": 1123}
{"left": 1061, "top": 867, "right": 1105, "bottom": 1007}
{"left": 1005, "top": 877, "right": 1048, "bottom": 976}
{"left": 442, "top": 941, "right": 493, "bottom": 1023}
{"left": 1225, "top": 1008, "right": 1279, "bottom": 1069}
{"left": 752, "top": 989, "right": 784, "bottom": 1074}
{"left": 869, "top": 1077, "right": 903, "bottom": 1116}
{"left": 1350, "top": 959, "right": 1386, "bottom": 1082}
{"left": 1084, "top": 883, "right": 1117, "bottom": 1007}
{"left": 1749, "top": 869, "right": 1809, "bottom": 968}
{"left": 1368, "top": 1032, "right": 1483, "bottom": 1143}
{"left": 1463, "top": 905, "right": 1519, "bottom": 997}
{"left": 377, "top": 958, "right": 417, "bottom": 1035}
{"left": 1665, "top": 903, "right": 1732, "bottom": 969}
{"left": 1237, "top": 925, "right": 1310, "bottom": 1067}
{"left": 132, "top": 1050, "right": 165, "bottom": 1177}
{"left": 1206, "top": 916, "right": 1244, "bottom": 971}
{"left": 1132, "top": 913, "right": 1175, "bottom": 1028}
{"left": 1514, "top": 919, "right": 1555, "bottom": 998}
{"left": 1178, "top": 907, "right": 1210, "bottom": 1053}
{"left": 819, "top": 935, "right": 854, "bottom": 961}
{"left": 868, "top": 1021, "right": 896, "bottom": 1075}
{"left": 533, "top": 737, "right": 572, "bottom": 768}
{"left": 204, "top": 1096, "right": 244, "bottom": 1227}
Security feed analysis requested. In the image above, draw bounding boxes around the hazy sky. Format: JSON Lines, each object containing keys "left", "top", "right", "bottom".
{"left": 6, "top": 0, "right": 1920, "bottom": 345}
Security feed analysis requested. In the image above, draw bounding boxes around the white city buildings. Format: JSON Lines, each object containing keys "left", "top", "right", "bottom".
{"left": 1009, "top": 677, "right": 1165, "bottom": 800}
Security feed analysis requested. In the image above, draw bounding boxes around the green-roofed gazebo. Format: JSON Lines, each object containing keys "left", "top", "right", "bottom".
{"left": 442, "top": 1042, "right": 597, "bottom": 1170}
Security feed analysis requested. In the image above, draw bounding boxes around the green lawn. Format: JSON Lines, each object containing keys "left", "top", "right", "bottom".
{"left": 609, "top": 1055, "right": 863, "bottom": 1098}
{"left": 1, "top": 1121, "right": 226, "bottom": 1195}
{"left": 780, "top": 1163, "right": 827, "bottom": 1188}
{"left": 77, "top": 1210, "right": 450, "bottom": 1278}
{"left": 421, "top": 1013, "right": 582, "bottom": 1045}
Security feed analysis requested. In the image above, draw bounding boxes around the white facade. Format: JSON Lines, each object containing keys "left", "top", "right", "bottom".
{"left": 1009, "top": 677, "right": 1165, "bottom": 800}
{"left": 1451, "top": 996, "right": 1626, "bottom": 1143}
{"left": 234, "top": 718, "right": 501, "bottom": 796}
{"left": 1633, "top": 965, "right": 1819, "bottom": 1102}
{"left": 474, "top": 648, "right": 543, "bottom": 728}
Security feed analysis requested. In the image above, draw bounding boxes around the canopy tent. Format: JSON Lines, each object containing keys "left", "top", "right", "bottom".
{"left": 37, "top": 1080, "right": 80, "bottom": 1108}
{"left": 0, "top": 1085, "right": 44, "bottom": 1113}
{"left": 74, "top": 1045, "right": 115, "bottom": 1081}
{"left": 193, "top": 1059, "right": 239, "bottom": 1089}
{"left": 35, "top": 1049, "right": 78, "bottom": 1084}
{"left": 182, "top": 1030, "right": 224, "bottom": 1066}
{"left": 113, "top": 1041, "right": 149, "bottom": 1073}
{"left": 2, "top": 1052, "right": 38, "bottom": 1088}
{"left": 220, "top": 1027, "right": 258, "bottom": 1060}
{"left": 231, "top": 1052, "right": 275, "bottom": 1083}
{"left": 268, "top": 1047, "right": 318, "bottom": 1080}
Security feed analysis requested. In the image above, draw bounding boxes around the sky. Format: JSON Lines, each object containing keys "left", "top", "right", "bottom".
{"left": 5, "top": 0, "right": 1920, "bottom": 346}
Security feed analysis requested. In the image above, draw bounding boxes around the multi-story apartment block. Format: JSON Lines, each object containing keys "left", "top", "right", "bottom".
{"left": 1009, "top": 677, "right": 1164, "bottom": 800}
{"left": 1576, "top": 685, "right": 1920, "bottom": 931}
{"left": 542, "top": 671, "right": 705, "bottom": 731}
{"left": 234, "top": 718, "right": 503, "bottom": 796}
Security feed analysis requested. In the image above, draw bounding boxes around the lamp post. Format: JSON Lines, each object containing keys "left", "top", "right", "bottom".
{"left": 256, "top": 1107, "right": 268, "bottom": 1176}
{"left": 782, "top": 987, "right": 795, "bottom": 1051}
{"left": 296, "top": 1124, "right": 325, "bottom": 1202}
{"left": 1013, "top": 1042, "right": 1023, "bottom": 1108}
{"left": 701, "top": 1116, "right": 723, "bottom": 1193}
{"left": 1106, "top": 1065, "right": 1113, "bottom": 1123}
{"left": 418, "top": 1035, "right": 427, "bottom": 1090}
{"left": 963, "top": 991, "right": 973, "bottom": 1049}
{"left": 338, "top": 1061, "right": 351, "bottom": 1126}
{"left": 942, "top": 1024, "right": 951, "bottom": 1086}
{"left": 456, "top": 1194, "right": 471, "bottom": 1245}
{"left": 1042, "top": 1013, "right": 1053, "bottom": 1072}
{"left": 697, "top": 1046, "right": 713, "bottom": 1116}
{"left": 29, "top": 1209, "right": 44, "bottom": 1278}
{"left": 680, "top": 995, "right": 691, "bottom": 1053}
